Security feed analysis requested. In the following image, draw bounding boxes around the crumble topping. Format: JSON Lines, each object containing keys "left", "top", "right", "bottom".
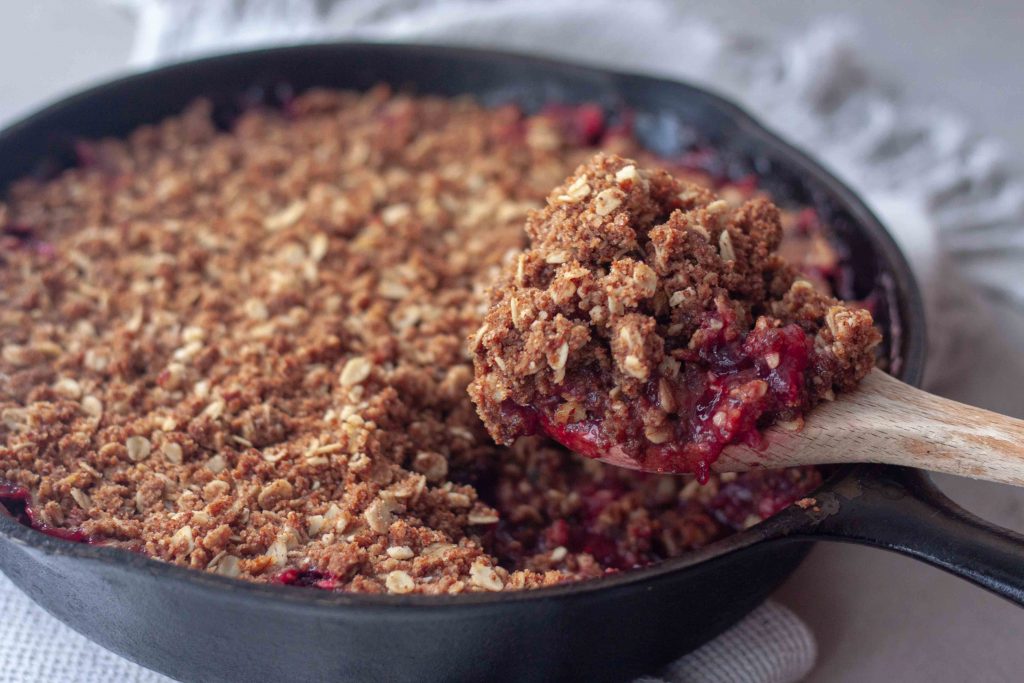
{"left": 469, "top": 154, "right": 881, "bottom": 477}
{"left": 1, "top": 88, "right": 826, "bottom": 593}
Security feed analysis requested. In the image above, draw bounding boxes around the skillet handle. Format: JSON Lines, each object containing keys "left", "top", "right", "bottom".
{"left": 792, "top": 465, "right": 1024, "bottom": 605}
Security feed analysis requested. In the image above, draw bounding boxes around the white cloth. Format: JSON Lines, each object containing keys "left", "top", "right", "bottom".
{"left": 0, "top": 573, "right": 166, "bottom": 683}
{"left": 4, "top": 1, "right": 1024, "bottom": 681}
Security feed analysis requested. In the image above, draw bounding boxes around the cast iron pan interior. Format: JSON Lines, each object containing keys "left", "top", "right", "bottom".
{"left": 0, "top": 44, "right": 1020, "bottom": 683}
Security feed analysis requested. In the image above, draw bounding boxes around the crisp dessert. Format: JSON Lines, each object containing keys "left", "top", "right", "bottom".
{"left": 1, "top": 88, "right": 839, "bottom": 594}
{"left": 469, "top": 154, "right": 880, "bottom": 479}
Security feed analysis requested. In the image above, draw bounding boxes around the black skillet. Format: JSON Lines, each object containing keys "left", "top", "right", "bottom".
{"left": 1, "top": 44, "right": 1023, "bottom": 683}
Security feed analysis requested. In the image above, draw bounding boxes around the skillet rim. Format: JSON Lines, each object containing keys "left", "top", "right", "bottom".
{"left": 0, "top": 41, "right": 927, "bottom": 609}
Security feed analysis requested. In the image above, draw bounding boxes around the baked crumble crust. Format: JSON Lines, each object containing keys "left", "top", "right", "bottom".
{"left": 469, "top": 154, "right": 880, "bottom": 477}
{"left": 1, "top": 89, "right": 826, "bottom": 593}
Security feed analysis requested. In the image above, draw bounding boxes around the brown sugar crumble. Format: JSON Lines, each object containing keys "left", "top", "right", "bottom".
{"left": 469, "top": 154, "right": 881, "bottom": 479}
{"left": 2, "top": 88, "right": 836, "bottom": 594}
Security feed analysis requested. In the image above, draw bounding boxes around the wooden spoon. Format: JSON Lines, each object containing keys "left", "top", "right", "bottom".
{"left": 595, "top": 369, "right": 1024, "bottom": 485}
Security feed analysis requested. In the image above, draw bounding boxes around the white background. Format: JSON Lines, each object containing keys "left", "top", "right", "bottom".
{"left": 2, "top": 2, "right": 1023, "bottom": 681}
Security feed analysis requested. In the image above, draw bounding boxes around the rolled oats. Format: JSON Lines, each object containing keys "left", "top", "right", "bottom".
{"left": 386, "top": 545, "right": 415, "bottom": 560}
{"left": 469, "top": 560, "right": 504, "bottom": 592}
{"left": 80, "top": 396, "right": 103, "bottom": 418}
{"left": 339, "top": 357, "right": 373, "bottom": 387}
{"left": 53, "top": 378, "right": 82, "bottom": 400}
{"left": 385, "top": 570, "right": 416, "bottom": 594}
{"left": 161, "top": 442, "right": 184, "bottom": 465}
{"left": 593, "top": 188, "right": 623, "bottom": 216}
{"left": 125, "top": 436, "right": 152, "bottom": 463}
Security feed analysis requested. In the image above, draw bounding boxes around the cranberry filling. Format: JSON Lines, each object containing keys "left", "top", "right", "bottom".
{"left": 550, "top": 478, "right": 659, "bottom": 570}
{"left": 541, "top": 103, "right": 607, "bottom": 146}
{"left": 707, "top": 469, "right": 813, "bottom": 528}
{"left": 2, "top": 223, "right": 56, "bottom": 259}
{"left": 485, "top": 474, "right": 658, "bottom": 571}
{"left": 274, "top": 568, "right": 341, "bottom": 590}
{"left": 0, "top": 479, "right": 94, "bottom": 543}
{"left": 504, "top": 317, "right": 814, "bottom": 482}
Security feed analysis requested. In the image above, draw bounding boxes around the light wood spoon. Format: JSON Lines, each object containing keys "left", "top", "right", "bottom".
{"left": 597, "top": 368, "right": 1024, "bottom": 485}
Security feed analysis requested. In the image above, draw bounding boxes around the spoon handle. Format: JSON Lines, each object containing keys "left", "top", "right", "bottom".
{"left": 715, "top": 368, "right": 1024, "bottom": 485}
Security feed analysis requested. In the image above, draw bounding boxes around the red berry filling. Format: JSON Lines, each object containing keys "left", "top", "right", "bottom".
{"left": 0, "top": 479, "right": 95, "bottom": 543}
{"left": 504, "top": 316, "right": 813, "bottom": 481}
{"left": 274, "top": 568, "right": 341, "bottom": 590}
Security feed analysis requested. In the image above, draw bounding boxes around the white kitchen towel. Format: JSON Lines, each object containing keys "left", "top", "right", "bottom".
{"left": 4, "top": 1, "right": 1024, "bottom": 682}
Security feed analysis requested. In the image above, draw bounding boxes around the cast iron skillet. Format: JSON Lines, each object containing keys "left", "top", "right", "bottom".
{"left": 1, "top": 44, "right": 1023, "bottom": 683}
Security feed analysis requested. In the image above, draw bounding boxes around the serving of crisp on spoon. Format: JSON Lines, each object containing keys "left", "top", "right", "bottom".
{"left": 468, "top": 153, "right": 1024, "bottom": 484}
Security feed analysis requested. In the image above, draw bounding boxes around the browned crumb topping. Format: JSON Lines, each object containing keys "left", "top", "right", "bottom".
{"left": 469, "top": 154, "right": 880, "bottom": 472}
{"left": 2, "top": 89, "right": 825, "bottom": 594}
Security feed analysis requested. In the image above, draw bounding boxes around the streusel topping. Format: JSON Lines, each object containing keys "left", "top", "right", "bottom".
{"left": 1, "top": 89, "right": 823, "bottom": 593}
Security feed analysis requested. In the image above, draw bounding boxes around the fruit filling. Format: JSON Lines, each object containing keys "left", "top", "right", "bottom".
{"left": 470, "top": 154, "right": 880, "bottom": 478}
{"left": 0, "top": 478, "right": 95, "bottom": 543}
